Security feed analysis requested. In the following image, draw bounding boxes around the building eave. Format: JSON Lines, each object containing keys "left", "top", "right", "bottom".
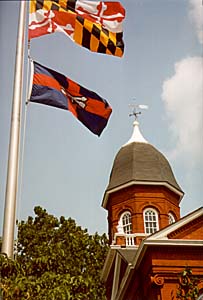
{"left": 116, "top": 239, "right": 203, "bottom": 300}
{"left": 102, "top": 180, "right": 184, "bottom": 209}
{"left": 100, "top": 244, "right": 138, "bottom": 282}
{"left": 100, "top": 247, "right": 116, "bottom": 282}
{"left": 146, "top": 206, "right": 203, "bottom": 240}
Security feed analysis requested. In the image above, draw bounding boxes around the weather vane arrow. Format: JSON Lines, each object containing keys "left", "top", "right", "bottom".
{"left": 129, "top": 100, "right": 149, "bottom": 120}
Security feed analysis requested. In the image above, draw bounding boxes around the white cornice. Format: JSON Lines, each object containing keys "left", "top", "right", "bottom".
{"left": 100, "top": 248, "right": 116, "bottom": 282}
{"left": 101, "top": 234, "right": 203, "bottom": 300}
{"left": 102, "top": 180, "right": 184, "bottom": 209}
{"left": 116, "top": 237, "right": 203, "bottom": 300}
{"left": 146, "top": 207, "right": 203, "bottom": 240}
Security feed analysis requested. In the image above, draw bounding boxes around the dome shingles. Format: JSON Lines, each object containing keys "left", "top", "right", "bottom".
{"left": 103, "top": 142, "right": 183, "bottom": 208}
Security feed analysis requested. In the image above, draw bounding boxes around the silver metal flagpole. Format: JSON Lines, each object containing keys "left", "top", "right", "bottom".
{"left": 1, "top": 0, "right": 27, "bottom": 258}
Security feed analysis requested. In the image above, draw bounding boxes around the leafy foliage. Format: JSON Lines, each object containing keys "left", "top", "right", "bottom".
{"left": 0, "top": 206, "right": 109, "bottom": 299}
{"left": 176, "top": 267, "right": 201, "bottom": 300}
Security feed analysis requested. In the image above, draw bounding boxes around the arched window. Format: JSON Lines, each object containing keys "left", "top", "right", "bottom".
{"left": 117, "top": 211, "right": 132, "bottom": 234}
{"left": 143, "top": 208, "right": 159, "bottom": 234}
{"left": 168, "top": 212, "right": 176, "bottom": 224}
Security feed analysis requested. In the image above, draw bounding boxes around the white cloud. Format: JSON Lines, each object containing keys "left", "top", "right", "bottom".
{"left": 162, "top": 56, "right": 203, "bottom": 165}
{"left": 189, "top": 0, "right": 203, "bottom": 44}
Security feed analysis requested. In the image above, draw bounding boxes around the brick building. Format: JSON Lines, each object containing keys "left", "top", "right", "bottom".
{"left": 101, "top": 119, "right": 203, "bottom": 300}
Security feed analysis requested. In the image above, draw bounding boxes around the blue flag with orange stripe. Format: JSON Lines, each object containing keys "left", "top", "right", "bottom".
{"left": 29, "top": 61, "right": 112, "bottom": 136}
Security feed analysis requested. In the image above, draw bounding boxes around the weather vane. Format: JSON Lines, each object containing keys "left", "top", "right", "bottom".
{"left": 129, "top": 100, "right": 148, "bottom": 120}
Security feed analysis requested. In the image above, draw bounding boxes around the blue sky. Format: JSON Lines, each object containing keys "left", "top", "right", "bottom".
{"left": 0, "top": 0, "right": 202, "bottom": 235}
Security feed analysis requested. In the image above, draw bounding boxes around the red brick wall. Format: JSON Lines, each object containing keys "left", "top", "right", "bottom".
{"left": 123, "top": 245, "right": 203, "bottom": 300}
{"left": 107, "top": 184, "right": 180, "bottom": 245}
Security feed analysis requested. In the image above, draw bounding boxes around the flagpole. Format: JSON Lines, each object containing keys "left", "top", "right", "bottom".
{"left": 1, "top": 0, "right": 27, "bottom": 258}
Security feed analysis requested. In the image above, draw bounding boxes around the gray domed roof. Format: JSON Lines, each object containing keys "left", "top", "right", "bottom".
{"left": 102, "top": 121, "right": 183, "bottom": 208}
{"left": 107, "top": 142, "right": 182, "bottom": 191}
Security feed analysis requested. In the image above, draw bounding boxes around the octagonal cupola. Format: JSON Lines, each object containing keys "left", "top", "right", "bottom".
{"left": 102, "top": 119, "right": 184, "bottom": 246}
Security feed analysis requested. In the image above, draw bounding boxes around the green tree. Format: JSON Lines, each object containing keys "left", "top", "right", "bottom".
{"left": 0, "top": 206, "right": 109, "bottom": 300}
{"left": 176, "top": 267, "right": 201, "bottom": 300}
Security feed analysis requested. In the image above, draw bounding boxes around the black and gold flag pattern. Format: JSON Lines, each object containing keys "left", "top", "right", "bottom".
{"left": 29, "top": 0, "right": 125, "bottom": 57}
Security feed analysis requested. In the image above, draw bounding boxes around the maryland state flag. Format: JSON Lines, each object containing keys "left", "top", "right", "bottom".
{"left": 29, "top": 0, "right": 125, "bottom": 57}
{"left": 29, "top": 61, "right": 112, "bottom": 136}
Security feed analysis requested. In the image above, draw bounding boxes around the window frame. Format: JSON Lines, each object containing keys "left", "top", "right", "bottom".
{"left": 117, "top": 211, "right": 132, "bottom": 234}
{"left": 143, "top": 207, "right": 159, "bottom": 235}
{"left": 168, "top": 212, "right": 176, "bottom": 224}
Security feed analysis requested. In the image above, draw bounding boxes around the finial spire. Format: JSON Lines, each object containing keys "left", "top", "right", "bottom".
{"left": 123, "top": 102, "right": 149, "bottom": 146}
